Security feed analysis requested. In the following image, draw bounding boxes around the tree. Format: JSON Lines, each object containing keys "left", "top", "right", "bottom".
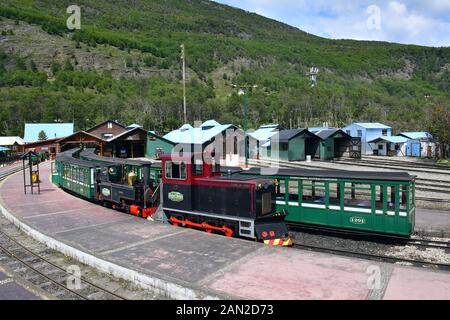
{"left": 63, "top": 58, "right": 74, "bottom": 71}
{"left": 429, "top": 105, "right": 450, "bottom": 158}
{"left": 38, "top": 130, "right": 48, "bottom": 141}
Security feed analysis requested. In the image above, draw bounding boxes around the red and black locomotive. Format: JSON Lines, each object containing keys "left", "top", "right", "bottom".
{"left": 161, "top": 153, "right": 292, "bottom": 246}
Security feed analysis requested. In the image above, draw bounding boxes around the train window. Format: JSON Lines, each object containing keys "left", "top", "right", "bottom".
{"left": 344, "top": 182, "right": 372, "bottom": 209}
{"left": 329, "top": 182, "right": 339, "bottom": 205}
{"left": 399, "top": 185, "right": 407, "bottom": 211}
{"left": 193, "top": 159, "right": 203, "bottom": 175}
{"left": 276, "top": 179, "right": 286, "bottom": 200}
{"left": 302, "top": 180, "right": 325, "bottom": 204}
{"left": 386, "top": 186, "right": 396, "bottom": 213}
{"left": 165, "top": 161, "right": 187, "bottom": 180}
{"left": 288, "top": 180, "right": 299, "bottom": 202}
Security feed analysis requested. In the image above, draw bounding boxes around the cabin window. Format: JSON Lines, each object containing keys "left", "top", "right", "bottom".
{"left": 346, "top": 130, "right": 351, "bottom": 135}
{"left": 107, "top": 122, "right": 112, "bottom": 129}
{"left": 276, "top": 179, "right": 286, "bottom": 201}
{"left": 357, "top": 130, "right": 362, "bottom": 137}
{"left": 193, "top": 160, "right": 203, "bottom": 175}
{"left": 386, "top": 186, "right": 396, "bottom": 213}
{"left": 344, "top": 182, "right": 372, "bottom": 209}
{"left": 328, "top": 182, "right": 340, "bottom": 205}
{"left": 281, "top": 142, "right": 289, "bottom": 151}
{"left": 302, "top": 180, "right": 326, "bottom": 204}
{"left": 102, "top": 133, "right": 113, "bottom": 140}
{"left": 288, "top": 180, "right": 299, "bottom": 202}
{"left": 378, "top": 145, "right": 383, "bottom": 150}
{"left": 382, "top": 129, "right": 388, "bottom": 136}
{"left": 165, "top": 161, "right": 187, "bottom": 180}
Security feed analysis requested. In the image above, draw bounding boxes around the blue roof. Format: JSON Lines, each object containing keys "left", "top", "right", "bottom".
{"left": 23, "top": 123, "right": 74, "bottom": 143}
{"left": 352, "top": 122, "right": 391, "bottom": 129}
{"left": 164, "top": 121, "right": 236, "bottom": 145}
{"left": 248, "top": 125, "right": 280, "bottom": 142}
{"left": 368, "top": 136, "right": 408, "bottom": 144}
{"left": 399, "top": 132, "right": 433, "bottom": 140}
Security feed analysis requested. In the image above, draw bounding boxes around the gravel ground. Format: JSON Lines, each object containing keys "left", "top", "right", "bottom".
{"left": 291, "top": 229, "right": 450, "bottom": 267}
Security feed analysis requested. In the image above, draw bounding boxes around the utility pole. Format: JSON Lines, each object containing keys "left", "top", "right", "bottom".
{"left": 230, "top": 83, "right": 258, "bottom": 167}
{"left": 180, "top": 44, "right": 187, "bottom": 124}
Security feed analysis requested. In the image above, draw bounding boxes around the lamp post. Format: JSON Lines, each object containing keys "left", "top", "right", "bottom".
{"left": 231, "top": 84, "right": 258, "bottom": 167}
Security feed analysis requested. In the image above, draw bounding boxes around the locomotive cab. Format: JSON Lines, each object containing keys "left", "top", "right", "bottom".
{"left": 161, "top": 153, "right": 292, "bottom": 246}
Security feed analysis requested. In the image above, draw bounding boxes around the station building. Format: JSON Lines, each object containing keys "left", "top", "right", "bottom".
{"left": 397, "top": 132, "right": 436, "bottom": 158}
{"left": 0, "top": 136, "right": 25, "bottom": 154}
{"left": 163, "top": 120, "right": 245, "bottom": 166}
{"left": 342, "top": 122, "right": 392, "bottom": 155}
{"left": 270, "top": 128, "right": 320, "bottom": 161}
{"left": 309, "top": 128, "right": 358, "bottom": 160}
{"left": 367, "top": 136, "right": 408, "bottom": 156}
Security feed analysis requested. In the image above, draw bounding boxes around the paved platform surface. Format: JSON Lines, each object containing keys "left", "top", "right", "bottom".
{"left": 0, "top": 161, "right": 449, "bottom": 300}
{"left": 0, "top": 268, "right": 42, "bottom": 300}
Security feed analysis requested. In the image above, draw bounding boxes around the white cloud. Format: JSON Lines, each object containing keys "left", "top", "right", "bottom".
{"left": 216, "top": 0, "right": 450, "bottom": 47}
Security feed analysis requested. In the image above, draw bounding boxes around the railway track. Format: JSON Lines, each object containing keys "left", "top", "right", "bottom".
{"left": 289, "top": 223, "right": 450, "bottom": 270}
{"left": 292, "top": 243, "right": 450, "bottom": 271}
{"left": 0, "top": 230, "right": 126, "bottom": 300}
{"left": 0, "top": 163, "right": 130, "bottom": 300}
{"left": 332, "top": 158, "right": 450, "bottom": 175}
{"left": 356, "top": 157, "right": 450, "bottom": 171}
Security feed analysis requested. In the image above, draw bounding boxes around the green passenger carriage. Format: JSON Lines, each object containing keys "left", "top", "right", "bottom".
{"left": 237, "top": 168, "right": 415, "bottom": 236}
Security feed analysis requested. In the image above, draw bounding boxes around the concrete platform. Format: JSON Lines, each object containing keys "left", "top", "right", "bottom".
{"left": 0, "top": 267, "right": 42, "bottom": 300}
{"left": 0, "top": 161, "right": 449, "bottom": 300}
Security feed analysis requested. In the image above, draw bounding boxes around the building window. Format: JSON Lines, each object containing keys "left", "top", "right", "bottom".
{"left": 357, "top": 130, "right": 362, "bottom": 137}
{"left": 107, "top": 122, "right": 112, "bottom": 129}
{"left": 382, "top": 129, "right": 388, "bottom": 136}
{"left": 395, "top": 144, "right": 400, "bottom": 150}
{"left": 102, "top": 133, "right": 113, "bottom": 140}
{"left": 346, "top": 130, "right": 351, "bottom": 135}
{"left": 165, "top": 161, "right": 187, "bottom": 180}
{"left": 281, "top": 142, "right": 289, "bottom": 151}
{"left": 378, "top": 145, "right": 383, "bottom": 150}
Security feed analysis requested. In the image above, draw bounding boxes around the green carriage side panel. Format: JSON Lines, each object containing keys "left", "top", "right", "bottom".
{"left": 59, "top": 162, "right": 96, "bottom": 200}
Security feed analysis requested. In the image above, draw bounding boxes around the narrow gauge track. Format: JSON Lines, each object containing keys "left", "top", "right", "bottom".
{"left": 289, "top": 224, "right": 450, "bottom": 270}
{"left": 332, "top": 158, "right": 450, "bottom": 175}
{"left": 292, "top": 243, "right": 450, "bottom": 271}
{"left": 248, "top": 159, "right": 450, "bottom": 203}
{"left": 288, "top": 223, "right": 450, "bottom": 249}
{"left": 0, "top": 230, "right": 126, "bottom": 300}
{"left": 0, "top": 164, "right": 126, "bottom": 300}
{"left": 355, "top": 157, "right": 450, "bottom": 171}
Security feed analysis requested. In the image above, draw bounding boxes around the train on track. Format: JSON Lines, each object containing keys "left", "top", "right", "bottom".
{"left": 52, "top": 148, "right": 416, "bottom": 241}
{"left": 52, "top": 149, "right": 292, "bottom": 246}
{"left": 224, "top": 167, "right": 416, "bottom": 237}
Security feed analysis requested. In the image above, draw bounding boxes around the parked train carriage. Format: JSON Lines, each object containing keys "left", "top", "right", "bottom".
{"left": 161, "top": 154, "right": 292, "bottom": 245}
{"left": 52, "top": 149, "right": 97, "bottom": 200}
{"left": 234, "top": 168, "right": 415, "bottom": 236}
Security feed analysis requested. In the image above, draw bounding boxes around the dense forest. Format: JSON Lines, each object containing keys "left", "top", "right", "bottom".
{"left": 0, "top": 0, "right": 449, "bottom": 147}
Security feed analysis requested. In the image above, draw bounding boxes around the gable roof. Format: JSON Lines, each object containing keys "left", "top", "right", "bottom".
{"left": 351, "top": 122, "right": 391, "bottom": 129}
{"left": 23, "top": 123, "right": 74, "bottom": 143}
{"left": 148, "top": 131, "right": 175, "bottom": 145}
{"left": 398, "top": 132, "right": 433, "bottom": 140}
{"left": 272, "top": 128, "right": 313, "bottom": 142}
{"left": 164, "top": 121, "right": 238, "bottom": 145}
{"left": 0, "top": 136, "right": 25, "bottom": 146}
{"left": 368, "top": 136, "right": 408, "bottom": 144}
{"left": 309, "top": 128, "right": 351, "bottom": 140}
{"left": 106, "top": 127, "right": 147, "bottom": 142}
{"left": 86, "top": 120, "right": 126, "bottom": 133}
{"left": 248, "top": 125, "right": 281, "bottom": 142}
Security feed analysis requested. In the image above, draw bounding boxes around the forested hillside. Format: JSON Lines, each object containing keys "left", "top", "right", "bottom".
{"left": 0, "top": 0, "right": 449, "bottom": 138}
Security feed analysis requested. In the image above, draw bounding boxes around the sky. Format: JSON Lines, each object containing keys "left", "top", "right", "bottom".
{"left": 215, "top": 0, "right": 450, "bottom": 47}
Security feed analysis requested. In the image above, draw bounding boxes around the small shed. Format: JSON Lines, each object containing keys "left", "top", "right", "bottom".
{"left": 367, "top": 136, "right": 408, "bottom": 156}
{"left": 146, "top": 131, "right": 175, "bottom": 159}
{"left": 270, "top": 129, "right": 320, "bottom": 161}
{"left": 0, "top": 136, "right": 25, "bottom": 153}
{"left": 310, "top": 129, "right": 353, "bottom": 160}
{"left": 397, "top": 132, "right": 436, "bottom": 158}
{"left": 247, "top": 124, "right": 283, "bottom": 159}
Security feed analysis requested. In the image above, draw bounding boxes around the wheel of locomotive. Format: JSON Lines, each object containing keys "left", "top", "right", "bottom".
{"left": 103, "top": 201, "right": 111, "bottom": 209}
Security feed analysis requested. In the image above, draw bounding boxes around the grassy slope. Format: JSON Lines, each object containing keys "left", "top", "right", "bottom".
{"left": 0, "top": 0, "right": 449, "bottom": 135}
